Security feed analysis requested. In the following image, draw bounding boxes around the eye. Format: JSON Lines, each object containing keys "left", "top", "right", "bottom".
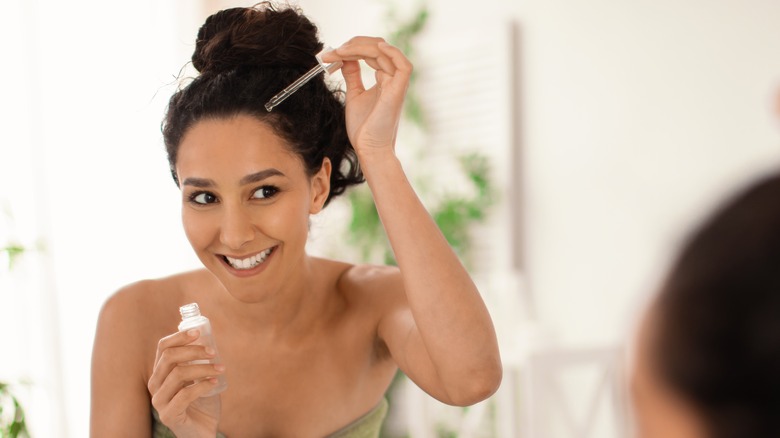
{"left": 252, "top": 186, "right": 279, "bottom": 200}
{"left": 189, "top": 191, "right": 217, "bottom": 205}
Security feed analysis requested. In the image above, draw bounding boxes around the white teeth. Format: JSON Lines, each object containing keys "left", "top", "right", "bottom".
{"left": 225, "top": 248, "right": 274, "bottom": 270}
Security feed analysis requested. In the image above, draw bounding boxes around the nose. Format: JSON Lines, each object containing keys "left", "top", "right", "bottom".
{"left": 219, "top": 204, "right": 255, "bottom": 250}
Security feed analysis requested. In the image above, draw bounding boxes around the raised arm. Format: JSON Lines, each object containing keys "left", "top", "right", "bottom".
{"left": 322, "top": 38, "right": 502, "bottom": 406}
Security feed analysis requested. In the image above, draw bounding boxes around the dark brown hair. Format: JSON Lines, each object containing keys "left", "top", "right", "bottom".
{"left": 654, "top": 170, "right": 780, "bottom": 438}
{"left": 162, "top": 2, "right": 363, "bottom": 206}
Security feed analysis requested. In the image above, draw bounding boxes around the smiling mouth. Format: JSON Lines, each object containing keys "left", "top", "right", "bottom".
{"left": 221, "top": 247, "right": 276, "bottom": 270}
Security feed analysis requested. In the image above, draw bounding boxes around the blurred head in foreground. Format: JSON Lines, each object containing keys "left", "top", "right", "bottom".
{"left": 631, "top": 171, "right": 780, "bottom": 438}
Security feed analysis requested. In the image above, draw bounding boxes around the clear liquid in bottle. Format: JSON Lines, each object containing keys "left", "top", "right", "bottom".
{"left": 178, "top": 302, "right": 228, "bottom": 397}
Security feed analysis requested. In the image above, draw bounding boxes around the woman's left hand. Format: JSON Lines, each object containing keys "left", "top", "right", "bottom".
{"left": 320, "top": 37, "right": 412, "bottom": 155}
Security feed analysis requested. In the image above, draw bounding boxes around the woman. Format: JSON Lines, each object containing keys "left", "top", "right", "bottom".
{"left": 630, "top": 171, "right": 780, "bottom": 437}
{"left": 90, "top": 3, "right": 502, "bottom": 437}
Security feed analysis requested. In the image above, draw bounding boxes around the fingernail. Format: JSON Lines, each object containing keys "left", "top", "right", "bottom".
{"left": 187, "top": 329, "right": 199, "bottom": 337}
{"left": 205, "top": 346, "right": 216, "bottom": 356}
{"left": 214, "top": 364, "right": 226, "bottom": 372}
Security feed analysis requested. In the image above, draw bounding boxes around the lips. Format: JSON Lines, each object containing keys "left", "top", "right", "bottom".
{"left": 221, "top": 246, "right": 276, "bottom": 270}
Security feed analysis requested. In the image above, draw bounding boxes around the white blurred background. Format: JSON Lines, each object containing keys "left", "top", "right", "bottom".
{"left": 1, "top": 0, "right": 780, "bottom": 436}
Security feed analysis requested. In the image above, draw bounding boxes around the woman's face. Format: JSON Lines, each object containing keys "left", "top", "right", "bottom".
{"left": 175, "top": 114, "right": 330, "bottom": 302}
{"left": 629, "top": 308, "right": 706, "bottom": 438}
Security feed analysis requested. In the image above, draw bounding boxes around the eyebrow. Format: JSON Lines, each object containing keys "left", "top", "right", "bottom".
{"left": 182, "top": 168, "right": 285, "bottom": 188}
{"left": 240, "top": 168, "right": 285, "bottom": 185}
{"left": 181, "top": 177, "right": 214, "bottom": 188}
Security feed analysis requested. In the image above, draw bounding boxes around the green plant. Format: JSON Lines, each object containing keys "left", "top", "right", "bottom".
{"left": 0, "top": 382, "right": 30, "bottom": 438}
{"left": 1, "top": 244, "right": 28, "bottom": 271}
{"left": 1, "top": 206, "right": 32, "bottom": 437}
{"left": 346, "top": 1, "right": 496, "bottom": 270}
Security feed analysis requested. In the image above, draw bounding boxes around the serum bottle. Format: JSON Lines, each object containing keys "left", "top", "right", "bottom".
{"left": 178, "top": 302, "right": 228, "bottom": 396}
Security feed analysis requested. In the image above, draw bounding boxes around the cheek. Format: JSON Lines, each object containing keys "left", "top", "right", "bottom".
{"left": 631, "top": 375, "right": 662, "bottom": 438}
{"left": 181, "top": 208, "right": 216, "bottom": 249}
{"left": 266, "top": 196, "right": 312, "bottom": 241}
{"left": 630, "top": 344, "right": 668, "bottom": 437}
{"left": 630, "top": 363, "right": 704, "bottom": 438}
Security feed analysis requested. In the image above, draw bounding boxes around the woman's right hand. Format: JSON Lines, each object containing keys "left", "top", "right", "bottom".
{"left": 148, "top": 329, "right": 225, "bottom": 437}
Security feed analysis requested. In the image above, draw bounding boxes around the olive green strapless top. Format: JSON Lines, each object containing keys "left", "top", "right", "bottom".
{"left": 152, "top": 398, "right": 388, "bottom": 438}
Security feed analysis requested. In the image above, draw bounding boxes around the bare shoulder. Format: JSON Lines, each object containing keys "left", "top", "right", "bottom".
{"left": 340, "top": 263, "right": 401, "bottom": 287}
{"left": 100, "top": 270, "right": 203, "bottom": 318}
{"left": 96, "top": 269, "right": 213, "bottom": 352}
{"left": 336, "top": 262, "right": 406, "bottom": 308}
{"left": 100, "top": 278, "right": 160, "bottom": 317}
{"left": 91, "top": 271, "right": 211, "bottom": 435}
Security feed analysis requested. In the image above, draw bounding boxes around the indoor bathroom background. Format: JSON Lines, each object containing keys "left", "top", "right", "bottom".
{"left": 2, "top": 0, "right": 780, "bottom": 436}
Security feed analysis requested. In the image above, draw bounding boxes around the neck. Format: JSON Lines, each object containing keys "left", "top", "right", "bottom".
{"left": 212, "top": 254, "right": 328, "bottom": 338}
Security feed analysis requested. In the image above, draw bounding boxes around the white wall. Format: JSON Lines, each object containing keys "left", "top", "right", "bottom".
{"left": 511, "top": 0, "right": 780, "bottom": 345}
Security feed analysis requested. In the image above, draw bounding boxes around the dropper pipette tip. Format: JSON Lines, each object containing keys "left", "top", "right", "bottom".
{"left": 264, "top": 46, "right": 342, "bottom": 112}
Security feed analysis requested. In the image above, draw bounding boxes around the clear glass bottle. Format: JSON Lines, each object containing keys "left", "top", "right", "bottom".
{"left": 178, "top": 302, "right": 228, "bottom": 397}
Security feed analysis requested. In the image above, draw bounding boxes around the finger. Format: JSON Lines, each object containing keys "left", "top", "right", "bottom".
{"left": 155, "top": 377, "right": 222, "bottom": 425}
{"left": 329, "top": 38, "right": 388, "bottom": 63}
{"left": 321, "top": 37, "right": 402, "bottom": 78}
{"left": 149, "top": 347, "right": 217, "bottom": 395}
{"left": 337, "top": 36, "right": 388, "bottom": 56}
{"left": 318, "top": 48, "right": 341, "bottom": 64}
{"left": 377, "top": 42, "right": 412, "bottom": 80}
{"left": 339, "top": 60, "right": 365, "bottom": 101}
{"left": 330, "top": 52, "right": 395, "bottom": 76}
{"left": 345, "top": 35, "right": 387, "bottom": 45}
{"left": 360, "top": 57, "right": 383, "bottom": 72}
{"left": 375, "top": 68, "right": 403, "bottom": 99}
{"left": 165, "top": 377, "right": 223, "bottom": 416}
{"left": 375, "top": 43, "right": 412, "bottom": 102}
{"left": 154, "top": 329, "right": 201, "bottom": 365}
{"left": 375, "top": 70, "right": 389, "bottom": 90}
{"left": 151, "top": 363, "right": 225, "bottom": 409}
{"left": 375, "top": 54, "right": 397, "bottom": 76}
{"left": 149, "top": 343, "right": 216, "bottom": 394}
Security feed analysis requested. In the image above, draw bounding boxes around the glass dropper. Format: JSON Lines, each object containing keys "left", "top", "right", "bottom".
{"left": 265, "top": 47, "right": 343, "bottom": 112}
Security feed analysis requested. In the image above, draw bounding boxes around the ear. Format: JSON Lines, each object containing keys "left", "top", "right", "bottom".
{"left": 309, "top": 158, "right": 332, "bottom": 214}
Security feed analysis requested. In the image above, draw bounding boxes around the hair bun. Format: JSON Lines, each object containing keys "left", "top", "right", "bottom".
{"left": 192, "top": 3, "right": 323, "bottom": 75}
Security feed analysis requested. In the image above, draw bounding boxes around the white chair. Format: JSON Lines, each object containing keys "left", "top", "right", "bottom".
{"left": 519, "top": 345, "right": 630, "bottom": 438}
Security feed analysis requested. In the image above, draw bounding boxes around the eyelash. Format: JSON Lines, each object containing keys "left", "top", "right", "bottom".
{"left": 186, "top": 185, "right": 280, "bottom": 206}
{"left": 188, "top": 191, "right": 217, "bottom": 205}
{"left": 253, "top": 185, "right": 280, "bottom": 199}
